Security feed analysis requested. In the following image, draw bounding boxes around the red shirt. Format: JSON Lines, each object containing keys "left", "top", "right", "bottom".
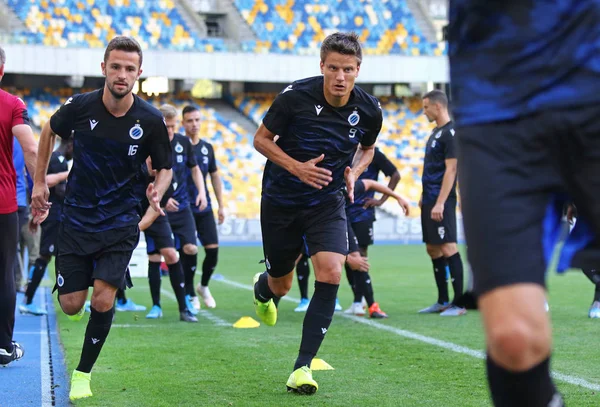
{"left": 0, "top": 89, "right": 30, "bottom": 214}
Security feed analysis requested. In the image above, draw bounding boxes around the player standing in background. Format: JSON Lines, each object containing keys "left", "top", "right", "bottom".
{"left": 12, "top": 138, "right": 28, "bottom": 293}
{"left": 0, "top": 45, "right": 39, "bottom": 367}
{"left": 20, "top": 137, "right": 73, "bottom": 316}
{"left": 183, "top": 105, "right": 224, "bottom": 308}
{"left": 344, "top": 147, "right": 400, "bottom": 315}
{"left": 253, "top": 32, "right": 382, "bottom": 394}
{"left": 32, "top": 36, "right": 173, "bottom": 400}
{"left": 161, "top": 104, "right": 207, "bottom": 315}
{"left": 448, "top": 2, "right": 600, "bottom": 405}
{"left": 417, "top": 90, "right": 465, "bottom": 317}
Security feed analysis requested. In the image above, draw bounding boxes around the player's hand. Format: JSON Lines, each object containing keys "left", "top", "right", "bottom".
{"left": 566, "top": 204, "right": 575, "bottom": 225}
{"left": 431, "top": 202, "right": 444, "bottom": 222}
{"left": 31, "top": 182, "right": 51, "bottom": 224}
{"left": 196, "top": 194, "right": 208, "bottom": 212}
{"left": 344, "top": 166, "right": 356, "bottom": 203}
{"left": 165, "top": 198, "right": 179, "bottom": 213}
{"left": 28, "top": 218, "right": 40, "bottom": 233}
{"left": 347, "top": 255, "right": 370, "bottom": 272}
{"left": 362, "top": 197, "right": 384, "bottom": 209}
{"left": 396, "top": 197, "right": 410, "bottom": 216}
{"left": 294, "top": 154, "right": 332, "bottom": 190}
{"left": 217, "top": 207, "right": 225, "bottom": 225}
{"left": 147, "top": 183, "right": 166, "bottom": 216}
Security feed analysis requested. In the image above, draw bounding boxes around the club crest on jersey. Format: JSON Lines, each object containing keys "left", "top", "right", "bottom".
{"left": 201, "top": 146, "right": 208, "bottom": 155}
{"left": 129, "top": 124, "right": 144, "bottom": 140}
{"left": 57, "top": 273, "right": 64, "bottom": 287}
{"left": 435, "top": 130, "right": 443, "bottom": 139}
{"left": 348, "top": 110, "right": 360, "bottom": 126}
{"left": 175, "top": 142, "right": 184, "bottom": 153}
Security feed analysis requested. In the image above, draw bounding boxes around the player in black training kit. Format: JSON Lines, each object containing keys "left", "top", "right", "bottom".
{"left": 161, "top": 104, "right": 207, "bottom": 315}
{"left": 449, "top": 2, "right": 600, "bottom": 405}
{"left": 31, "top": 37, "right": 173, "bottom": 402}
{"left": 417, "top": 90, "right": 465, "bottom": 317}
{"left": 183, "top": 105, "right": 224, "bottom": 308}
{"left": 252, "top": 32, "right": 382, "bottom": 394}
{"left": 20, "top": 137, "right": 72, "bottom": 316}
{"left": 344, "top": 147, "right": 400, "bottom": 316}
{"left": 138, "top": 160, "right": 197, "bottom": 322}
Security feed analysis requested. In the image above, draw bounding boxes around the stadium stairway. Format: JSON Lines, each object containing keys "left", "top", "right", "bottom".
{"left": 208, "top": 99, "right": 258, "bottom": 134}
{"left": 0, "top": 288, "right": 69, "bottom": 406}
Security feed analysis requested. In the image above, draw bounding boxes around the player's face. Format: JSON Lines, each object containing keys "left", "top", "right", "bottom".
{"left": 164, "top": 117, "right": 178, "bottom": 139}
{"left": 101, "top": 50, "right": 142, "bottom": 100}
{"left": 422, "top": 98, "right": 437, "bottom": 122}
{"left": 183, "top": 110, "right": 201, "bottom": 137}
{"left": 320, "top": 52, "right": 360, "bottom": 102}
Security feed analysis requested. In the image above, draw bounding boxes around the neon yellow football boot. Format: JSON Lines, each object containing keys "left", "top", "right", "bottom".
{"left": 252, "top": 272, "right": 277, "bottom": 326}
{"left": 286, "top": 366, "right": 318, "bottom": 395}
{"left": 69, "top": 370, "right": 92, "bottom": 401}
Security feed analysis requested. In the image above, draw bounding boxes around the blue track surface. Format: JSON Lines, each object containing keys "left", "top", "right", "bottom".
{"left": 0, "top": 288, "right": 69, "bottom": 406}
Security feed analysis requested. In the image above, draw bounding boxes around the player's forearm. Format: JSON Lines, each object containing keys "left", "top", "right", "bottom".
{"left": 14, "top": 124, "right": 38, "bottom": 178}
{"left": 351, "top": 145, "right": 375, "bottom": 177}
{"left": 363, "top": 179, "right": 396, "bottom": 200}
{"left": 153, "top": 168, "right": 173, "bottom": 202}
{"left": 379, "top": 171, "right": 400, "bottom": 204}
{"left": 139, "top": 207, "right": 160, "bottom": 231}
{"left": 192, "top": 166, "right": 206, "bottom": 198}
{"left": 47, "top": 171, "right": 69, "bottom": 188}
{"left": 254, "top": 135, "right": 301, "bottom": 176}
{"left": 34, "top": 122, "right": 56, "bottom": 185}
{"left": 436, "top": 166, "right": 457, "bottom": 206}
{"left": 210, "top": 172, "right": 224, "bottom": 207}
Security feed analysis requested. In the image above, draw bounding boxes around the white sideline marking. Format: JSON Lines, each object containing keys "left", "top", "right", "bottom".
{"left": 112, "top": 324, "right": 158, "bottom": 328}
{"left": 217, "top": 277, "right": 600, "bottom": 392}
{"left": 40, "top": 289, "right": 53, "bottom": 407}
{"left": 160, "top": 289, "right": 230, "bottom": 327}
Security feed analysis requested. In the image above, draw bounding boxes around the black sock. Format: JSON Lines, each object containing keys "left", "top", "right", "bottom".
{"left": 180, "top": 252, "right": 197, "bottom": 297}
{"left": 116, "top": 288, "right": 126, "bottom": 304}
{"left": 294, "top": 281, "right": 339, "bottom": 370}
{"left": 446, "top": 253, "right": 464, "bottom": 305}
{"left": 254, "top": 271, "right": 277, "bottom": 303}
{"left": 486, "top": 355, "right": 562, "bottom": 407}
{"left": 25, "top": 258, "right": 47, "bottom": 304}
{"left": 432, "top": 257, "right": 449, "bottom": 304}
{"left": 582, "top": 269, "right": 600, "bottom": 302}
{"left": 148, "top": 261, "right": 161, "bottom": 307}
{"left": 296, "top": 254, "right": 310, "bottom": 300}
{"left": 200, "top": 248, "right": 218, "bottom": 286}
{"left": 595, "top": 284, "right": 600, "bottom": 303}
{"left": 167, "top": 262, "right": 187, "bottom": 312}
{"left": 76, "top": 307, "right": 114, "bottom": 373}
{"left": 356, "top": 272, "right": 375, "bottom": 307}
{"left": 345, "top": 263, "right": 360, "bottom": 302}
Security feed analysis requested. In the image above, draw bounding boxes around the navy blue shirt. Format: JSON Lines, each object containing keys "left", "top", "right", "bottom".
{"left": 46, "top": 151, "right": 69, "bottom": 221}
{"left": 188, "top": 139, "right": 217, "bottom": 214}
{"left": 347, "top": 148, "right": 397, "bottom": 223}
{"left": 448, "top": 1, "right": 600, "bottom": 126}
{"left": 261, "top": 76, "right": 383, "bottom": 207}
{"left": 422, "top": 121, "right": 456, "bottom": 205}
{"left": 49, "top": 89, "right": 172, "bottom": 232}
{"left": 170, "top": 133, "right": 197, "bottom": 211}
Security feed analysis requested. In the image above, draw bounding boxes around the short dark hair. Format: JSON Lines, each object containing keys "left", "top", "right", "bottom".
{"left": 0, "top": 46, "right": 5, "bottom": 67}
{"left": 104, "top": 36, "right": 143, "bottom": 67}
{"left": 320, "top": 32, "right": 362, "bottom": 65}
{"left": 182, "top": 105, "right": 199, "bottom": 119}
{"left": 423, "top": 89, "right": 448, "bottom": 108}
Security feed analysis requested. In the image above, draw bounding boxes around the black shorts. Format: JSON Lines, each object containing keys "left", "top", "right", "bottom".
{"left": 144, "top": 215, "right": 174, "bottom": 255}
{"left": 167, "top": 206, "right": 197, "bottom": 250}
{"left": 351, "top": 219, "right": 374, "bottom": 247}
{"left": 420, "top": 200, "right": 457, "bottom": 245}
{"left": 193, "top": 210, "right": 218, "bottom": 246}
{"left": 457, "top": 106, "right": 600, "bottom": 296}
{"left": 54, "top": 223, "right": 139, "bottom": 294}
{"left": 261, "top": 193, "right": 348, "bottom": 278}
{"left": 40, "top": 219, "right": 60, "bottom": 257}
{"left": 347, "top": 219, "right": 360, "bottom": 254}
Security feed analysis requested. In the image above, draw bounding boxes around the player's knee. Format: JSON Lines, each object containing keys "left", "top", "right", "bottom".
{"left": 182, "top": 244, "right": 197, "bottom": 256}
{"left": 91, "top": 289, "right": 117, "bottom": 312}
{"left": 441, "top": 243, "right": 458, "bottom": 258}
{"left": 426, "top": 245, "right": 442, "bottom": 258}
{"left": 487, "top": 320, "right": 550, "bottom": 368}
{"left": 162, "top": 248, "right": 179, "bottom": 264}
{"left": 270, "top": 278, "right": 292, "bottom": 297}
{"left": 60, "top": 298, "right": 85, "bottom": 315}
{"left": 148, "top": 253, "right": 162, "bottom": 262}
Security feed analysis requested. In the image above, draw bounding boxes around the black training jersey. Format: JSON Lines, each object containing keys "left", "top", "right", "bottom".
{"left": 139, "top": 163, "right": 177, "bottom": 214}
{"left": 46, "top": 150, "right": 69, "bottom": 221}
{"left": 170, "top": 133, "right": 197, "bottom": 211}
{"left": 347, "top": 147, "right": 397, "bottom": 223}
{"left": 448, "top": 1, "right": 600, "bottom": 126}
{"left": 49, "top": 89, "right": 172, "bottom": 232}
{"left": 188, "top": 139, "right": 217, "bottom": 214}
{"left": 261, "top": 76, "right": 383, "bottom": 207}
{"left": 422, "top": 121, "right": 457, "bottom": 205}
